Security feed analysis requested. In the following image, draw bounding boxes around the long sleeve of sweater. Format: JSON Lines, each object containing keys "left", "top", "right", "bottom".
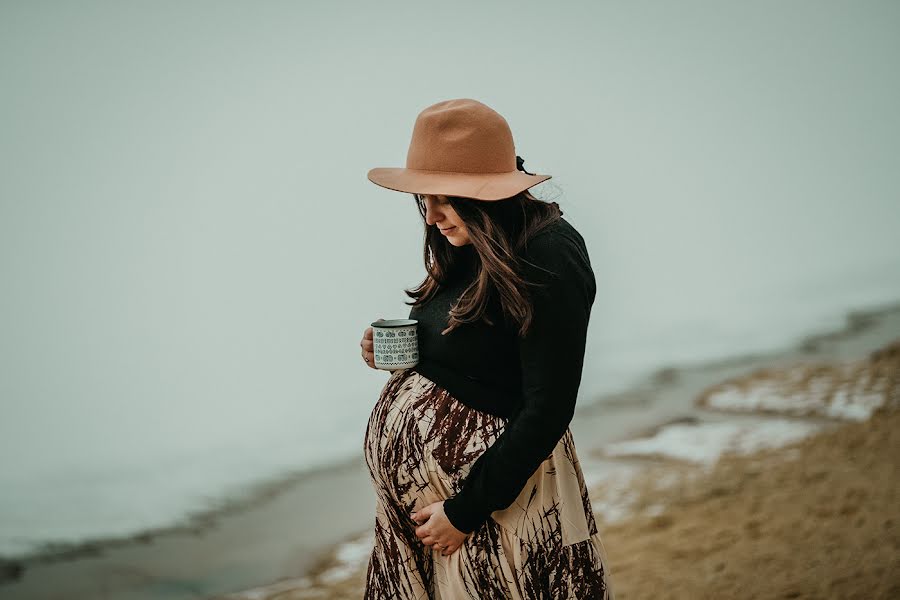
{"left": 441, "top": 226, "right": 597, "bottom": 534}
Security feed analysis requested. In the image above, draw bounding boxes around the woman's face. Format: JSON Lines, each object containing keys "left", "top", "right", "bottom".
{"left": 420, "top": 194, "right": 472, "bottom": 246}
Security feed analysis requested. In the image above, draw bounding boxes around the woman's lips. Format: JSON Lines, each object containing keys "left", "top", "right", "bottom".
{"left": 440, "top": 226, "right": 456, "bottom": 233}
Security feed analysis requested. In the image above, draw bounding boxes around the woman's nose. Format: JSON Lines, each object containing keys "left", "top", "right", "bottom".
{"left": 424, "top": 205, "right": 442, "bottom": 226}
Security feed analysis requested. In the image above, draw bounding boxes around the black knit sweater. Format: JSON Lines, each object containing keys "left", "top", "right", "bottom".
{"left": 407, "top": 215, "right": 597, "bottom": 534}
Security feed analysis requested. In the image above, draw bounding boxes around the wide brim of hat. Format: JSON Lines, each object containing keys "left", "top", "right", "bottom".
{"left": 367, "top": 167, "right": 551, "bottom": 201}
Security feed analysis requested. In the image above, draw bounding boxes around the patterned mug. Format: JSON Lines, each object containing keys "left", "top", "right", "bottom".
{"left": 371, "top": 319, "right": 419, "bottom": 370}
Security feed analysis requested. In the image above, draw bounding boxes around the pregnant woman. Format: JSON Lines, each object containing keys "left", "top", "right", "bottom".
{"left": 360, "top": 98, "right": 614, "bottom": 599}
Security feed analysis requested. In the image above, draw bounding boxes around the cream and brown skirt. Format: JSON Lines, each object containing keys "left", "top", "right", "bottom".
{"left": 363, "top": 368, "right": 615, "bottom": 599}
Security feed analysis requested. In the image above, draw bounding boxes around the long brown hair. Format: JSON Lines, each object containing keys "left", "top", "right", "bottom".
{"left": 405, "top": 190, "right": 563, "bottom": 338}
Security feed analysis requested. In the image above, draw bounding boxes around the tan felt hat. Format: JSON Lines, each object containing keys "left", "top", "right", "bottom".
{"left": 367, "top": 98, "right": 551, "bottom": 201}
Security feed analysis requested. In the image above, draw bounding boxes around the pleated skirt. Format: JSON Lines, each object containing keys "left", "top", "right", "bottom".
{"left": 363, "top": 368, "right": 615, "bottom": 599}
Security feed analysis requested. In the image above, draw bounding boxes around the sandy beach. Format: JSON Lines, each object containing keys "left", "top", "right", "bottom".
{"left": 2, "top": 303, "right": 898, "bottom": 600}
{"left": 594, "top": 406, "right": 899, "bottom": 598}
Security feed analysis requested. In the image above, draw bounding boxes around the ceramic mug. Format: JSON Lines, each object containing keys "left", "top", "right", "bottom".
{"left": 371, "top": 319, "right": 419, "bottom": 370}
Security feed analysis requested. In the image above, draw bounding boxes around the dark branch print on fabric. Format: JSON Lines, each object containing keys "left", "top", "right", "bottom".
{"left": 363, "top": 368, "right": 615, "bottom": 599}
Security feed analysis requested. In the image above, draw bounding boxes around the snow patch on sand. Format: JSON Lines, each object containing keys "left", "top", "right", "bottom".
{"left": 318, "top": 531, "right": 375, "bottom": 584}
{"left": 703, "top": 379, "right": 886, "bottom": 421}
{"left": 602, "top": 419, "right": 822, "bottom": 465}
{"left": 697, "top": 345, "right": 900, "bottom": 421}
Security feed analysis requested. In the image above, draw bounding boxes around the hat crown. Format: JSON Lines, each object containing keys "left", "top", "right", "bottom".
{"left": 406, "top": 99, "right": 516, "bottom": 174}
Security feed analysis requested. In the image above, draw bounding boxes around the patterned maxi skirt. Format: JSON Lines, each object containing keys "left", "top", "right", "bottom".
{"left": 363, "top": 368, "right": 615, "bottom": 599}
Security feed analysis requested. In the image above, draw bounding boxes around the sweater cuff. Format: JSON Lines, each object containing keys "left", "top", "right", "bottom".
{"left": 442, "top": 495, "right": 487, "bottom": 534}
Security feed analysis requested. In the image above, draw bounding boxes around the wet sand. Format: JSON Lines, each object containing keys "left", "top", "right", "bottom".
{"left": 2, "top": 302, "right": 898, "bottom": 600}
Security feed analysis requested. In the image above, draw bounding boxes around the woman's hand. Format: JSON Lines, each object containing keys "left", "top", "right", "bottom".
{"left": 360, "top": 319, "right": 386, "bottom": 369}
{"left": 411, "top": 501, "right": 468, "bottom": 556}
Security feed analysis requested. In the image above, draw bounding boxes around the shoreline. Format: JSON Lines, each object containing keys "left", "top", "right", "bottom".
{"left": 219, "top": 311, "right": 899, "bottom": 599}
{"left": 2, "top": 299, "right": 899, "bottom": 599}
{"left": 222, "top": 311, "right": 900, "bottom": 599}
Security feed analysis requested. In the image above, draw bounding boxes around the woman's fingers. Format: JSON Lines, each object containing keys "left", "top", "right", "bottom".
{"left": 360, "top": 319, "right": 387, "bottom": 369}
{"left": 438, "top": 543, "right": 458, "bottom": 556}
{"left": 420, "top": 536, "right": 457, "bottom": 552}
{"left": 415, "top": 532, "right": 460, "bottom": 555}
{"left": 361, "top": 326, "right": 376, "bottom": 368}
